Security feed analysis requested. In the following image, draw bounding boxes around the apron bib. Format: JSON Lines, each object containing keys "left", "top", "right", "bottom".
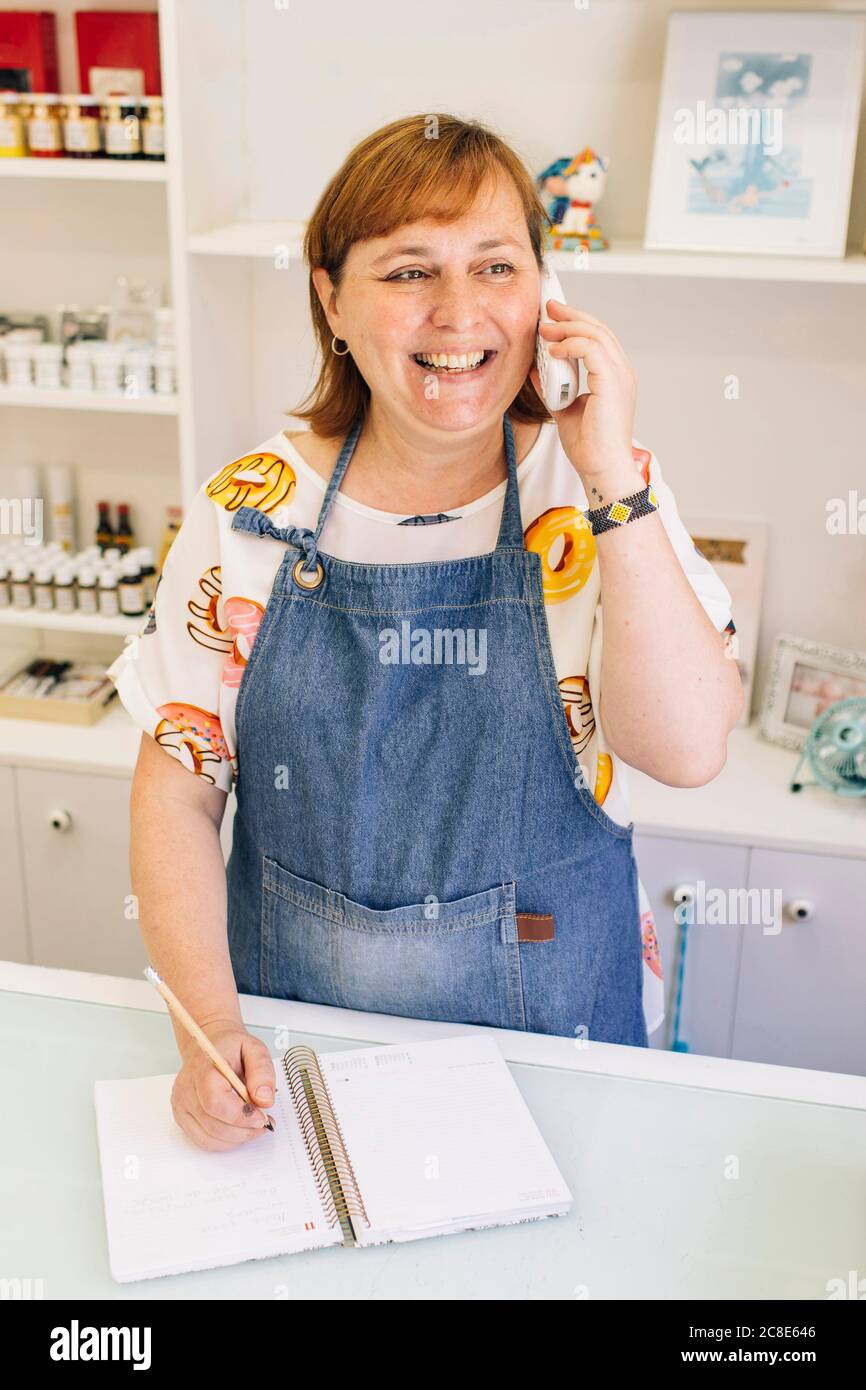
{"left": 225, "top": 412, "right": 647, "bottom": 1045}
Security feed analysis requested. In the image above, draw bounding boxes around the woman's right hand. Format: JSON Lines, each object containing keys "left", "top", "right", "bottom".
{"left": 171, "top": 1020, "right": 277, "bottom": 1151}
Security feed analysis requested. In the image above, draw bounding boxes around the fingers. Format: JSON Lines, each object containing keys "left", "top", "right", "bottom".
{"left": 179, "top": 1105, "right": 266, "bottom": 1152}
{"left": 193, "top": 1064, "right": 273, "bottom": 1131}
{"left": 542, "top": 300, "right": 628, "bottom": 356}
{"left": 239, "top": 1034, "right": 276, "bottom": 1109}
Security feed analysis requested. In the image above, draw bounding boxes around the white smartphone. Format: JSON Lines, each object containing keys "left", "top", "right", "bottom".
{"left": 535, "top": 259, "right": 580, "bottom": 412}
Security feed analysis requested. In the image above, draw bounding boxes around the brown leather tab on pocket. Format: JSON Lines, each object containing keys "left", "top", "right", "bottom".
{"left": 516, "top": 912, "right": 555, "bottom": 942}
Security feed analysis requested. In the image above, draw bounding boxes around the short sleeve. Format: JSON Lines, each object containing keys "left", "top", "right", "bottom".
{"left": 106, "top": 482, "right": 235, "bottom": 792}
{"left": 636, "top": 442, "right": 737, "bottom": 653}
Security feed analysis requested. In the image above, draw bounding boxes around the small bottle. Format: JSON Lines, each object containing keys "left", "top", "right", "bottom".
{"left": 32, "top": 343, "right": 63, "bottom": 389}
{"left": 0, "top": 561, "right": 11, "bottom": 607}
{"left": 49, "top": 464, "right": 77, "bottom": 552}
{"left": 11, "top": 561, "right": 32, "bottom": 608}
{"left": 141, "top": 96, "right": 165, "bottom": 160}
{"left": 158, "top": 505, "right": 183, "bottom": 572}
{"left": 103, "top": 98, "right": 142, "bottom": 159}
{"left": 33, "top": 564, "right": 54, "bottom": 611}
{"left": 96, "top": 501, "right": 114, "bottom": 552}
{"left": 98, "top": 567, "right": 120, "bottom": 617}
{"left": 135, "top": 546, "right": 157, "bottom": 605}
{"left": 77, "top": 565, "right": 99, "bottom": 614}
{"left": 115, "top": 504, "right": 135, "bottom": 553}
{"left": 118, "top": 555, "right": 145, "bottom": 616}
{"left": 0, "top": 94, "right": 26, "bottom": 158}
{"left": 53, "top": 564, "right": 76, "bottom": 613}
{"left": 61, "top": 96, "right": 102, "bottom": 158}
{"left": 27, "top": 96, "right": 63, "bottom": 158}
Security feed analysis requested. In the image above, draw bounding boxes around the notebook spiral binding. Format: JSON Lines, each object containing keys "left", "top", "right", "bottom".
{"left": 282, "top": 1045, "right": 369, "bottom": 1247}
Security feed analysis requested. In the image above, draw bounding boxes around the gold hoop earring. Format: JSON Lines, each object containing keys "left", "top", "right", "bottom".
{"left": 331, "top": 336, "right": 350, "bottom": 356}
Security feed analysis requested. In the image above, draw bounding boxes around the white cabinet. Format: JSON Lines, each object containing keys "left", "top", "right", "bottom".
{"left": 634, "top": 833, "right": 748, "bottom": 1058}
{"left": 15, "top": 767, "right": 146, "bottom": 978}
{"left": 0, "top": 766, "right": 28, "bottom": 962}
{"left": 732, "top": 848, "right": 866, "bottom": 1077}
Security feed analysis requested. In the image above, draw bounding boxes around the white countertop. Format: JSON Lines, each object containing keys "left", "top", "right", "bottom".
{"left": 2, "top": 961, "right": 864, "bottom": 1300}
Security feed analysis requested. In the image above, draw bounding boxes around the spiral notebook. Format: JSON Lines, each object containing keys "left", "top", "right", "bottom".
{"left": 94, "top": 1033, "right": 572, "bottom": 1282}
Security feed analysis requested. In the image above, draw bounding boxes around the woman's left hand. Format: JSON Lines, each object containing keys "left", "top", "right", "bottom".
{"left": 530, "top": 300, "right": 638, "bottom": 482}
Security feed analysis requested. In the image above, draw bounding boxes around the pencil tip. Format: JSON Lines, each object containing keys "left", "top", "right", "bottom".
{"left": 265, "top": 1117, "right": 275, "bottom": 1132}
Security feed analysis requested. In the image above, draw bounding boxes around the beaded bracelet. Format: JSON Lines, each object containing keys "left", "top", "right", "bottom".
{"left": 583, "top": 483, "right": 659, "bottom": 536}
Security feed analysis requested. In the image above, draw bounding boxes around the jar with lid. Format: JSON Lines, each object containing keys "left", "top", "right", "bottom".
{"left": 11, "top": 561, "right": 32, "bottom": 608}
{"left": 102, "top": 98, "right": 142, "bottom": 159}
{"left": 0, "top": 94, "right": 27, "bottom": 157}
{"left": 89, "top": 342, "right": 124, "bottom": 394}
{"left": 77, "top": 565, "right": 99, "bottom": 614}
{"left": 98, "top": 567, "right": 120, "bottom": 617}
{"left": 66, "top": 341, "right": 94, "bottom": 391}
{"left": 122, "top": 346, "right": 154, "bottom": 397}
{"left": 154, "top": 347, "right": 177, "bottom": 395}
{"left": 141, "top": 96, "right": 165, "bottom": 160}
{"left": 32, "top": 342, "right": 63, "bottom": 389}
{"left": 118, "top": 555, "right": 145, "bottom": 616}
{"left": 53, "top": 564, "right": 76, "bottom": 613}
{"left": 33, "top": 564, "right": 54, "bottom": 611}
{"left": 3, "top": 341, "right": 36, "bottom": 389}
{"left": 62, "top": 95, "right": 102, "bottom": 158}
{"left": 27, "top": 95, "right": 64, "bottom": 157}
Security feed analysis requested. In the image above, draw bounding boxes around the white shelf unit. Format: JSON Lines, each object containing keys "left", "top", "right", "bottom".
{"left": 0, "top": 385, "right": 179, "bottom": 414}
{"left": 2, "top": 0, "right": 866, "bottom": 833}
{"left": 0, "top": 157, "right": 166, "bottom": 183}
{"left": 0, "top": 607, "right": 142, "bottom": 637}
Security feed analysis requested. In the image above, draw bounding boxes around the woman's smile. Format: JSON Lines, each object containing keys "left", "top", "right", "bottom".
{"left": 411, "top": 348, "right": 497, "bottom": 376}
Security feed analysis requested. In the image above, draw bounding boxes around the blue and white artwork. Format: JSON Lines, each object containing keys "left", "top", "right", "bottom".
{"left": 686, "top": 52, "right": 813, "bottom": 220}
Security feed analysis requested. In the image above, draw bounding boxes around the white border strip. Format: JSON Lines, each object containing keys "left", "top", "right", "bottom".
{"left": 2, "top": 960, "right": 864, "bottom": 1110}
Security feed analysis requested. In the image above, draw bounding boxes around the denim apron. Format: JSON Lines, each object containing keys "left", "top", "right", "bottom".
{"left": 225, "top": 412, "right": 647, "bottom": 1045}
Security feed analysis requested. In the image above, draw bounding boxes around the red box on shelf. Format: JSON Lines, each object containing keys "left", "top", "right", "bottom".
{"left": 74, "top": 10, "right": 162, "bottom": 96}
{"left": 0, "top": 11, "right": 60, "bottom": 93}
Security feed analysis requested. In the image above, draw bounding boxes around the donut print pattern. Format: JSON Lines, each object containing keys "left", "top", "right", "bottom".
{"left": 524, "top": 506, "right": 596, "bottom": 604}
{"left": 559, "top": 674, "right": 596, "bottom": 757}
{"left": 155, "top": 702, "right": 230, "bottom": 785}
{"left": 206, "top": 452, "right": 296, "bottom": 515}
{"left": 222, "top": 597, "right": 265, "bottom": 688}
{"left": 640, "top": 908, "right": 663, "bottom": 980}
{"left": 594, "top": 751, "right": 613, "bottom": 806}
{"left": 186, "top": 565, "right": 231, "bottom": 655}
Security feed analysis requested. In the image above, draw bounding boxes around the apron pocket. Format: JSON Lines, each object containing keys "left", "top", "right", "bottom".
{"left": 260, "top": 855, "right": 526, "bottom": 1031}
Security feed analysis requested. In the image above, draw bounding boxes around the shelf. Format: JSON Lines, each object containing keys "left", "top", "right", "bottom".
{"left": 0, "top": 698, "right": 140, "bottom": 777}
{"left": 187, "top": 220, "right": 306, "bottom": 258}
{"left": 630, "top": 721, "right": 866, "bottom": 861}
{"left": 0, "top": 608, "right": 142, "bottom": 637}
{"left": 186, "top": 221, "right": 866, "bottom": 283}
{"left": 0, "top": 157, "right": 166, "bottom": 182}
{"left": 550, "top": 240, "right": 866, "bottom": 285}
{"left": 0, "top": 386, "right": 179, "bottom": 415}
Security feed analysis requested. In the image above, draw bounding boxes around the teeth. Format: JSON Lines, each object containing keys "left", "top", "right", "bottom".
{"left": 414, "top": 350, "right": 487, "bottom": 370}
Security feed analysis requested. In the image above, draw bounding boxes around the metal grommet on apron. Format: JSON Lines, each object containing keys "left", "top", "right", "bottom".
{"left": 291, "top": 556, "right": 324, "bottom": 590}
{"left": 225, "top": 411, "right": 647, "bottom": 1046}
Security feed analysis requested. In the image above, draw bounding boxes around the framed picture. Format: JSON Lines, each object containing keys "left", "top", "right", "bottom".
{"left": 760, "top": 635, "right": 866, "bottom": 751}
{"left": 645, "top": 10, "right": 866, "bottom": 257}
{"left": 683, "top": 517, "right": 768, "bottom": 726}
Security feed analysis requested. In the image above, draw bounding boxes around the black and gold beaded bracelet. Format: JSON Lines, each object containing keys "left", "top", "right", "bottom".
{"left": 583, "top": 483, "right": 659, "bottom": 536}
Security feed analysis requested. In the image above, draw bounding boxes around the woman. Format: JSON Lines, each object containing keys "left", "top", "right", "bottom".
{"left": 109, "top": 114, "right": 743, "bottom": 1151}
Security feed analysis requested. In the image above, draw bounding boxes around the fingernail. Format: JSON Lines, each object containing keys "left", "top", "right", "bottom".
{"left": 256, "top": 1086, "right": 274, "bottom": 1103}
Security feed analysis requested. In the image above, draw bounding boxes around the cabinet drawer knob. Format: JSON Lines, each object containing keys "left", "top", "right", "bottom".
{"left": 785, "top": 898, "right": 814, "bottom": 923}
{"left": 48, "top": 808, "right": 72, "bottom": 832}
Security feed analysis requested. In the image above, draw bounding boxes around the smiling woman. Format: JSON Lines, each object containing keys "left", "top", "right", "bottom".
{"left": 107, "top": 112, "right": 742, "bottom": 1153}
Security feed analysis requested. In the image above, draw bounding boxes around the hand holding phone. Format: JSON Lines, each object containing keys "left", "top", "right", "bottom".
{"left": 535, "top": 260, "right": 580, "bottom": 413}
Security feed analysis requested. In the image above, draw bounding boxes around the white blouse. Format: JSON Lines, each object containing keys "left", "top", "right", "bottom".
{"left": 107, "top": 420, "right": 735, "bottom": 1037}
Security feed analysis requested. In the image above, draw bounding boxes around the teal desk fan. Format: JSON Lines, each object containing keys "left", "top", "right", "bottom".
{"left": 790, "top": 697, "right": 866, "bottom": 798}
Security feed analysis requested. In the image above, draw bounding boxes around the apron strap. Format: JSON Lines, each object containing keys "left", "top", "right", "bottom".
{"left": 230, "top": 409, "right": 524, "bottom": 565}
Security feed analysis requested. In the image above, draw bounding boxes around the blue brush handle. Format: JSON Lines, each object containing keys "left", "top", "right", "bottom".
{"left": 671, "top": 901, "right": 690, "bottom": 1053}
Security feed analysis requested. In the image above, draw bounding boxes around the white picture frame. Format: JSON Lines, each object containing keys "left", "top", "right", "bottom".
{"left": 760, "top": 634, "right": 866, "bottom": 751}
{"left": 645, "top": 10, "right": 866, "bottom": 257}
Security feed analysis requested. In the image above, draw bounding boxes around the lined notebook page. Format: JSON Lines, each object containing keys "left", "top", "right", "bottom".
{"left": 319, "top": 1034, "right": 572, "bottom": 1243}
{"left": 94, "top": 1069, "right": 340, "bottom": 1282}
